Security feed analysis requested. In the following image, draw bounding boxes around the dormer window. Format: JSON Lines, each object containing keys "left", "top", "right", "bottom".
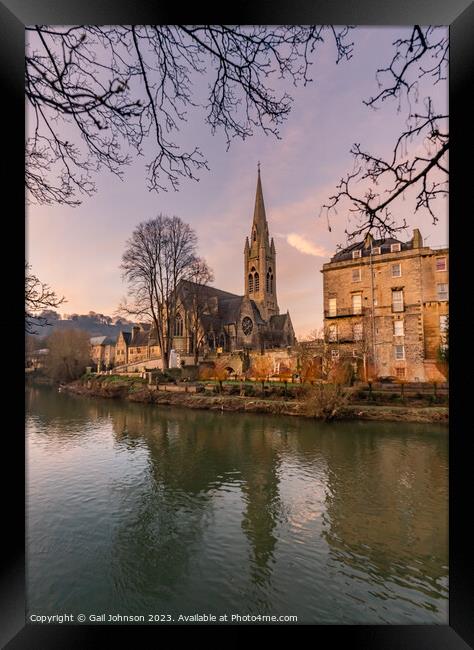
{"left": 352, "top": 250, "right": 362, "bottom": 259}
{"left": 391, "top": 243, "right": 401, "bottom": 253}
{"left": 372, "top": 246, "right": 381, "bottom": 255}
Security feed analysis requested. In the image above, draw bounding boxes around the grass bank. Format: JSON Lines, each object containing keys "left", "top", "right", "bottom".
{"left": 62, "top": 376, "right": 448, "bottom": 423}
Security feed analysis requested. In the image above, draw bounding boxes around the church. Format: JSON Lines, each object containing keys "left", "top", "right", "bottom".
{"left": 115, "top": 167, "right": 296, "bottom": 367}
{"left": 175, "top": 166, "right": 296, "bottom": 356}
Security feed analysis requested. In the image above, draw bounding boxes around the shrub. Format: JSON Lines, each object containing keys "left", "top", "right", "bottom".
{"left": 304, "top": 383, "right": 349, "bottom": 421}
{"left": 164, "top": 368, "right": 181, "bottom": 382}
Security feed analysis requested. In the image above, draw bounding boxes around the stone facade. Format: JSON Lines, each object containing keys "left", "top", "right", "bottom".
{"left": 321, "top": 229, "right": 448, "bottom": 382}
{"left": 112, "top": 168, "right": 296, "bottom": 370}
{"left": 176, "top": 167, "right": 296, "bottom": 355}
{"left": 90, "top": 336, "right": 116, "bottom": 370}
{"left": 115, "top": 331, "right": 131, "bottom": 366}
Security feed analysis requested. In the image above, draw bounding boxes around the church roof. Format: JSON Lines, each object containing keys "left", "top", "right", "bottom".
{"left": 178, "top": 279, "right": 240, "bottom": 304}
{"left": 249, "top": 300, "right": 266, "bottom": 326}
{"left": 269, "top": 314, "right": 288, "bottom": 330}
{"left": 219, "top": 296, "right": 244, "bottom": 325}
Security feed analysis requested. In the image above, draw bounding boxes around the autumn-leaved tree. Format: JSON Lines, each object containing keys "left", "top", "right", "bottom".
{"left": 119, "top": 215, "right": 198, "bottom": 369}
{"left": 251, "top": 356, "right": 273, "bottom": 391}
{"left": 213, "top": 360, "right": 230, "bottom": 393}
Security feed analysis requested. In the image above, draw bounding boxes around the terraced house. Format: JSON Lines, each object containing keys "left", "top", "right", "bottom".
{"left": 90, "top": 336, "right": 116, "bottom": 370}
{"left": 321, "top": 229, "right": 448, "bottom": 382}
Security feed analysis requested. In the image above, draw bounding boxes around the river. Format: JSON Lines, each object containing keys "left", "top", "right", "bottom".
{"left": 26, "top": 386, "right": 448, "bottom": 624}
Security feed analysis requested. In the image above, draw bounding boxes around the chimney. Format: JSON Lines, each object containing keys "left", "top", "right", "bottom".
{"left": 364, "top": 233, "right": 374, "bottom": 249}
{"left": 412, "top": 228, "right": 423, "bottom": 249}
{"left": 132, "top": 325, "right": 140, "bottom": 341}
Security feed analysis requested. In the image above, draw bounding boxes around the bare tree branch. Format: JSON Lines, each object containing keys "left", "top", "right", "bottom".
{"left": 25, "top": 263, "right": 66, "bottom": 334}
{"left": 321, "top": 26, "right": 448, "bottom": 241}
{"left": 26, "top": 25, "right": 353, "bottom": 205}
{"left": 119, "top": 215, "right": 198, "bottom": 369}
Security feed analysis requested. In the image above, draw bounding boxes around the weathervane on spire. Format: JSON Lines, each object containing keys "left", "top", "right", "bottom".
{"left": 257, "top": 161, "right": 261, "bottom": 174}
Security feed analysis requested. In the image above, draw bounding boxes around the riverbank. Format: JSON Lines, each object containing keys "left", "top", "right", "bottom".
{"left": 62, "top": 379, "right": 448, "bottom": 423}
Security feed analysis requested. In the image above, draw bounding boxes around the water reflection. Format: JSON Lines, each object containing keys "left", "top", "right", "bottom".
{"left": 26, "top": 387, "right": 448, "bottom": 622}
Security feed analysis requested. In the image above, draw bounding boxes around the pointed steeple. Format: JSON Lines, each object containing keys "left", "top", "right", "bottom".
{"left": 244, "top": 163, "right": 279, "bottom": 319}
{"left": 252, "top": 163, "right": 268, "bottom": 232}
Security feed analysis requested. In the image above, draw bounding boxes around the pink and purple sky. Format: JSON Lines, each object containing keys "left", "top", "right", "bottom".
{"left": 26, "top": 27, "right": 448, "bottom": 339}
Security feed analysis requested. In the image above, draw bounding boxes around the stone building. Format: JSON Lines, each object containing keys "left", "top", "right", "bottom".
{"left": 115, "top": 325, "right": 160, "bottom": 367}
{"left": 175, "top": 166, "right": 295, "bottom": 355}
{"left": 115, "top": 168, "right": 296, "bottom": 369}
{"left": 90, "top": 336, "right": 116, "bottom": 370}
{"left": 115, "top": 330, "right": 131, "bottom": 366}
{"left": 321, "top": 229, "right": 448, "bottom": 382}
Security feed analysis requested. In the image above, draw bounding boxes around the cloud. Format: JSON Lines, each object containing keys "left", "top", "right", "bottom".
{"left": 286, "top": 233, "right": 330, "bottom": 258}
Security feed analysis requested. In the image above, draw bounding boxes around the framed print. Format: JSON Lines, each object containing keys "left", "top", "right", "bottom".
{"left": 1, "top": 1, "right": 473, "bottom": 647}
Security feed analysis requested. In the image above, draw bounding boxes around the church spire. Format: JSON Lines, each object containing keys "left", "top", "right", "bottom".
{"left": 252, "top": 162, "right": 268, "bottom": 231}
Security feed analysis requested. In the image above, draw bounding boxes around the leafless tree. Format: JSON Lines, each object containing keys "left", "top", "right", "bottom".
{"left": 179, "top": 258, "right": 214, "bottom": 365}
{"left": 25, "top": 263, "right": 66, "bottom": 334}
{"left": 25, "top": 25, "right": 353, "bottom": 206}
{"left": 44, "top": 329, "right": 91, "bottom": 382}
{"left": 321, "top": 26, "right": 448, "bottom": 241}
{"left": 119, "top": 215, "right": 198, "bottom": 369}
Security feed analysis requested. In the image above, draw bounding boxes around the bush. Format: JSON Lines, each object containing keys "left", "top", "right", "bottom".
{"left": 304, "top": 383, "right": 349, "bottom": 421}
{"left": 164, "top": 368, "right": 182, "bottom": 382}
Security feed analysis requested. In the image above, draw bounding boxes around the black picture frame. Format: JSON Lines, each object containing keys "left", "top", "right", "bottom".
{"left": 1, "top": 2, "right": 472, "bottom": 647}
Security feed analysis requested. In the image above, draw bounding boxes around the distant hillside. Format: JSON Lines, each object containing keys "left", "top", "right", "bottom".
{"left": 30, "top": 311, "right": 136, "bottom": 341}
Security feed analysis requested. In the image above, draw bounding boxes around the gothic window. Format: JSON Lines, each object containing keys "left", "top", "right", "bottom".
{"left": 207, "top": 332, "right": 215, "bottom": 350}
{"left": 174, "top": 314, "right": 184, "bottom": 337}
{"left": 254, "top": 272, "right": 259, "bottom": 292}
{"left": 266, "top": 267, "right": 273, "bottom": 293}
{"left": 248, "top": 274, "right": 253, "bottom": 293}
{"left": 242, "top": 317, "right": 253, "bottom": 335}
{"left": 253, "top": 229, "right": 257, "bottom": 241}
